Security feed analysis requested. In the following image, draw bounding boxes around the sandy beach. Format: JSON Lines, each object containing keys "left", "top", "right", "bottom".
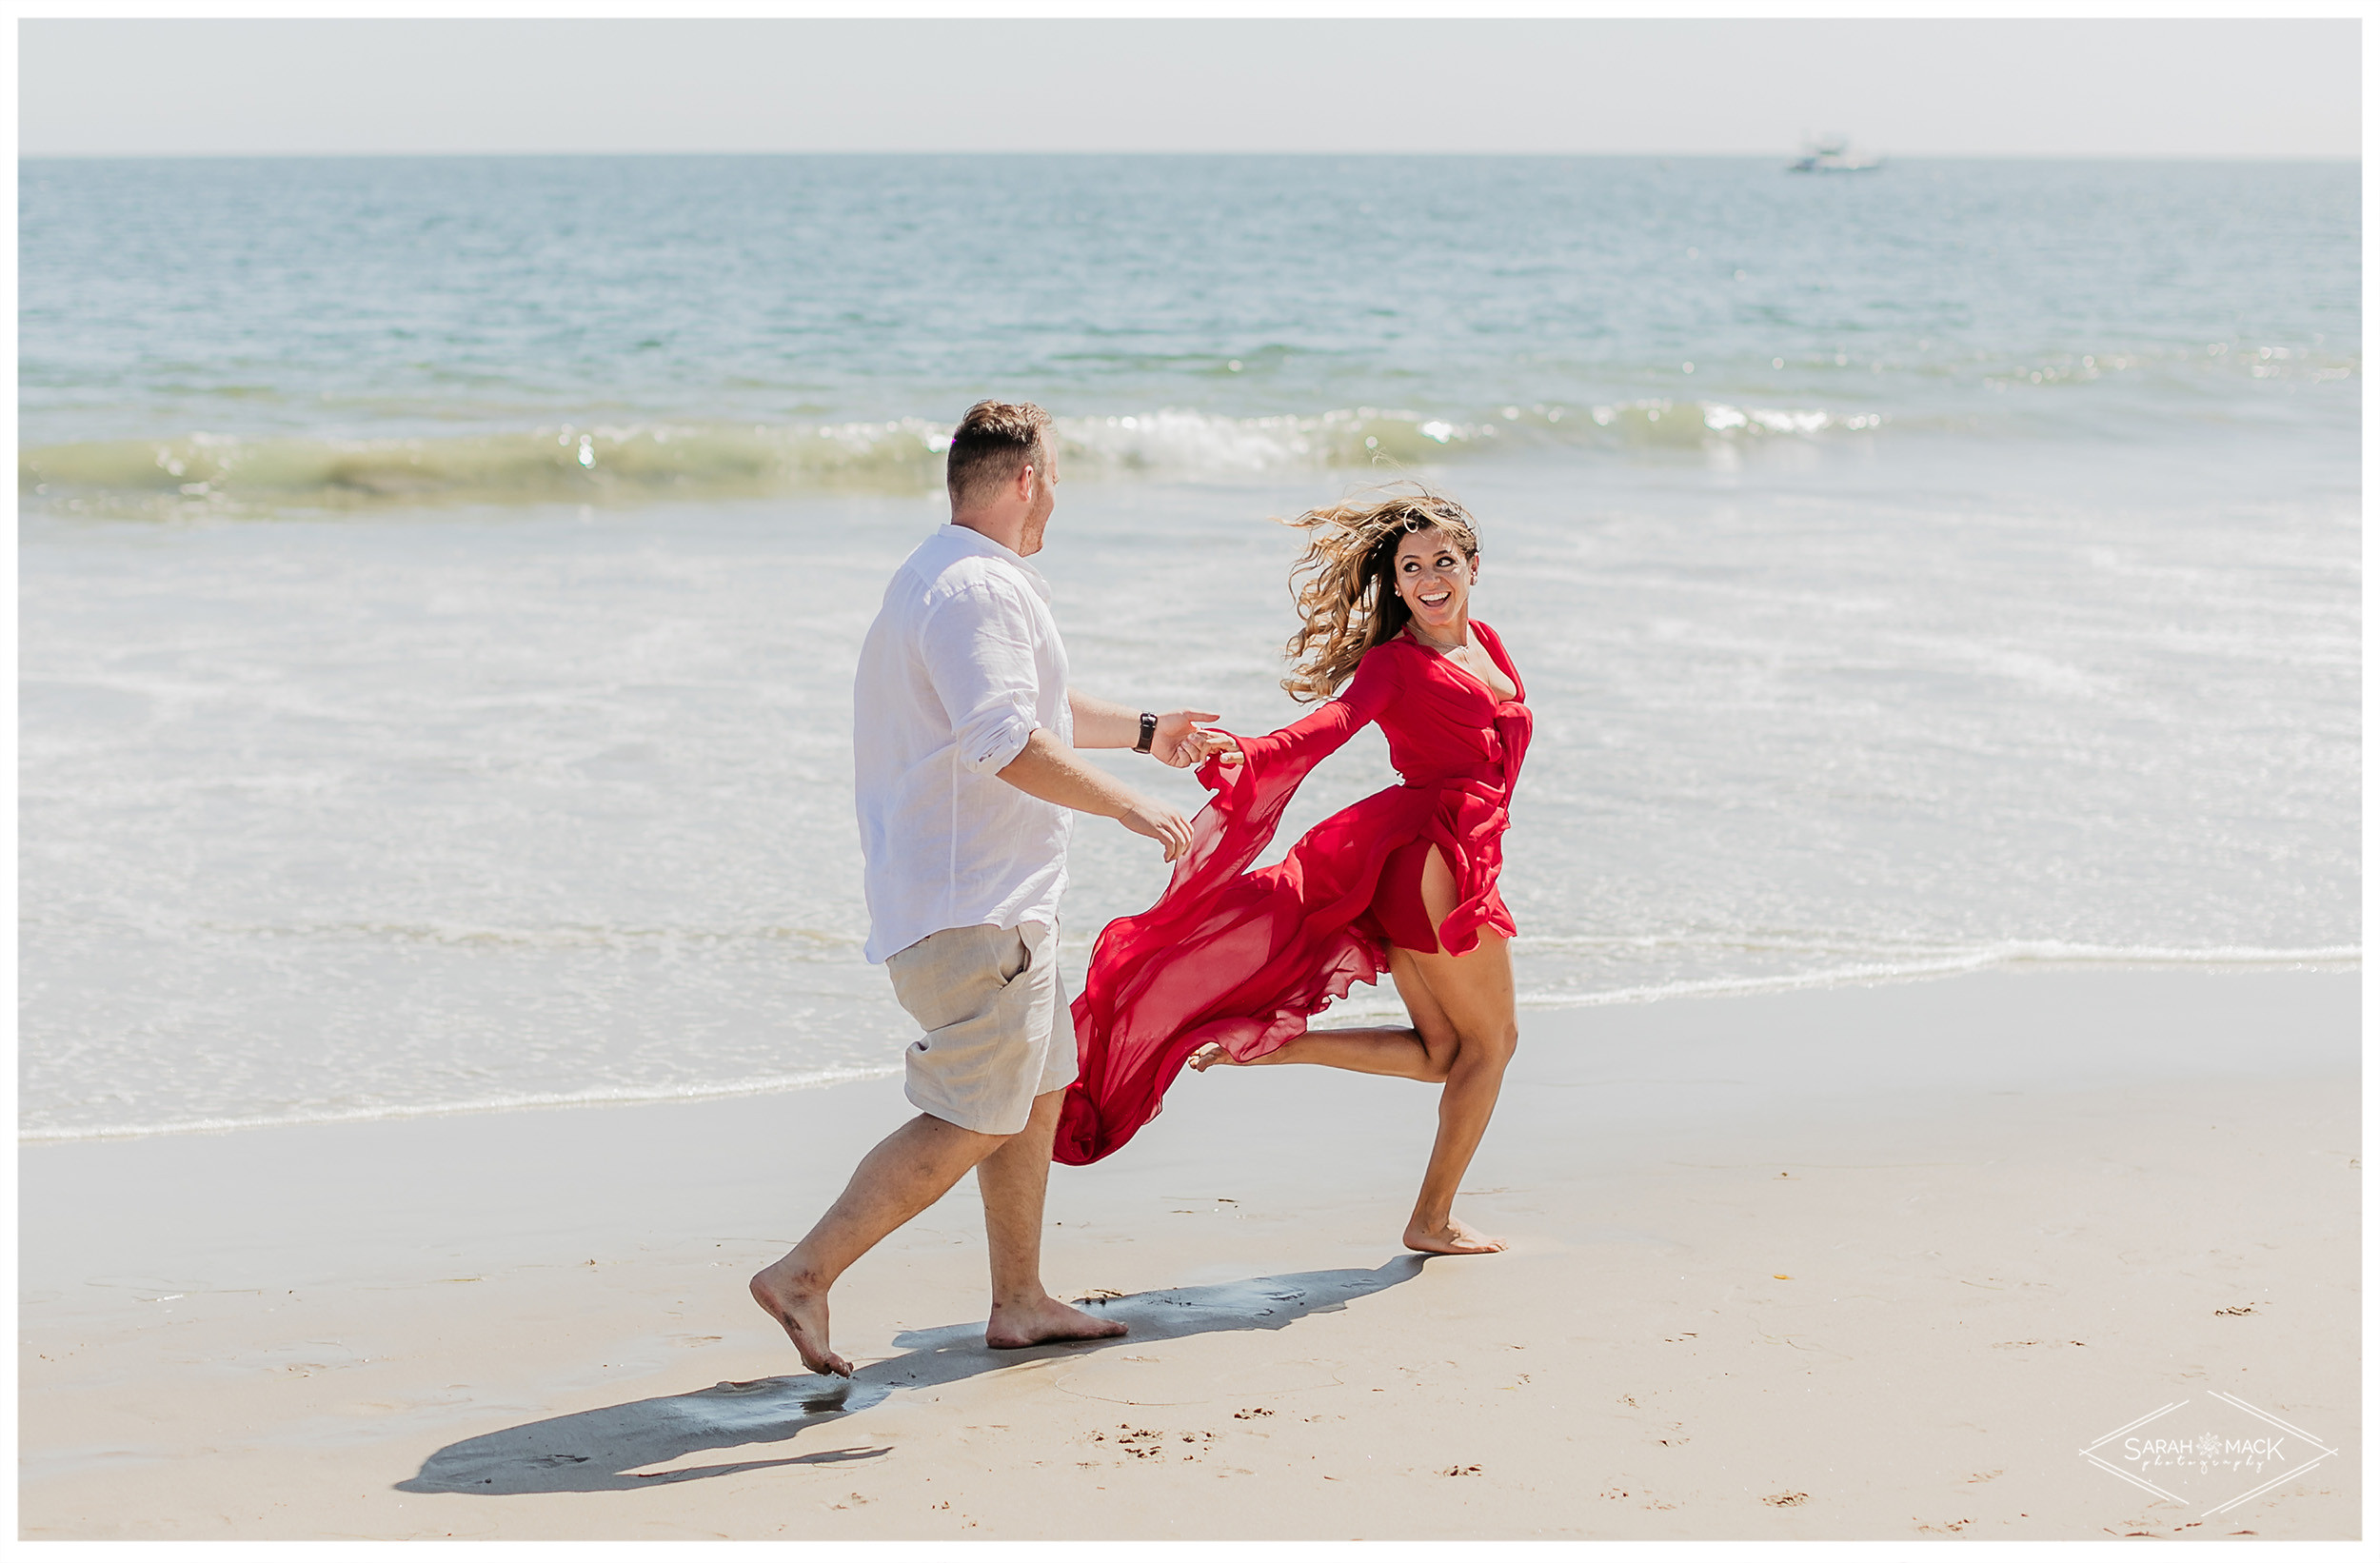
{"left": 18, "top": 964, "right": 2359, "bottom": 1541}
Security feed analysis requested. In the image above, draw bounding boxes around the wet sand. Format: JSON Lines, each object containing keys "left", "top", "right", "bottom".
{"left": 18, "top": 966, "right": 2360, "bottom": 1540}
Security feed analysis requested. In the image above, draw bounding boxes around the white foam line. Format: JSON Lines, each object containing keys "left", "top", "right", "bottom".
{"left": 1509, "top": 937, "right": 2362, "bottom": 964}
{"left": 1305, "top": 953, "right": 2002, "bottom": 1019}
{"left": 1512, "top": 943, "right": 2359, "bottom": 1011}
{"left": 22, "top": 943, "right": 2355, "bottom": 1145}
{"left": 19, "top": 1065, "right": 905, "bottom": 1145}
{"left": 1325, "top": 942, "right": 2359, "bottom": 1019}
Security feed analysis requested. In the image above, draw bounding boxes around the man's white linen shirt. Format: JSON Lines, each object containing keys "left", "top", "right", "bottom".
{"left": 854, "top": 524, "right": 1074, "bottom": 964}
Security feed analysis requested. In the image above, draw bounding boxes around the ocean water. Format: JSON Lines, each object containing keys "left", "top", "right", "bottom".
{"left": 18, "top": 155, "right": 2359, "bottom": 1139}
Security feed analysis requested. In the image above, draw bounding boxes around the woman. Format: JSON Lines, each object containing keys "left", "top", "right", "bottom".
{"left": 1054, "top": 488, "right": 1531, "bottom": 1256}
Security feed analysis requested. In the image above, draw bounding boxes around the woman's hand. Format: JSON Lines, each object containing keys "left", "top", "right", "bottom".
{"left": 1201, "top": 730, "right": 1245, "bottom": 767}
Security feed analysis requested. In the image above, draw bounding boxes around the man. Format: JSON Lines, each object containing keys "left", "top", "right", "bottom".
{"left": 751, "top": 400, "right": 1216, "bottom": 1376}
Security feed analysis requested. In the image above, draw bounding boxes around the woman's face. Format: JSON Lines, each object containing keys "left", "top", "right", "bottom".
{"left": 1391, "top": 525, "right": 1477, "bottom": 633}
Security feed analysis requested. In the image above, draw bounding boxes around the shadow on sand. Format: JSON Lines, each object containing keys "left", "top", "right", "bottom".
{"left": 397, "top": 1257, "right": 1422, "bottom": 1494}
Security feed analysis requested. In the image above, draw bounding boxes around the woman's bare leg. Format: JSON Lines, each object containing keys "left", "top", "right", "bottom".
{"left": 1188, "top": 949, "right": 1458, "bottom": 1079}
{"left": 1396, "top": 846, "right": 1517, "bottom": 1255}
{"left": 1187, "top": 844, "right": 1517, "bottom": 1253}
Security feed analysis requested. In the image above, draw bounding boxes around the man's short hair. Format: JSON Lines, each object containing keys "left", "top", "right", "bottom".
{"left": 946, "top": 401, "right": 1054, "bottom": 510}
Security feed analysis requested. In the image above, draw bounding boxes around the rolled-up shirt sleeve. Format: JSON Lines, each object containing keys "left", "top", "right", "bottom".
{"left": 919, "top": 581, "right": 1044, "bottom": 775}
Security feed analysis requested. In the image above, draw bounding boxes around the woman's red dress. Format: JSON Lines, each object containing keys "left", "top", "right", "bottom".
{"left": 1055, "top": 621, "right": 1532, "bottom": 1166}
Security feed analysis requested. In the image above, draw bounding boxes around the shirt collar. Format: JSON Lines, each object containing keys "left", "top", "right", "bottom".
{"left": 936, "top": 523, "right": 1051, "bottom": 600}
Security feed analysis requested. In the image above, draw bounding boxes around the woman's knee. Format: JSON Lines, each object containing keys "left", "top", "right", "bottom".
{"left": 1424, "top": 1026, "right": 1516, "bottom": 1084}
{"left": 1412, "top": 1022, "right": 1459, "bottom": 1082}
{"left": 1458, "top": 1021, "right": 1519, "bottom": 1065}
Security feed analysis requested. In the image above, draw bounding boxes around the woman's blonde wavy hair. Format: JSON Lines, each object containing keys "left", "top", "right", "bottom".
{"left": 1278, "top": 485, "right": 1481, "bottom": 702}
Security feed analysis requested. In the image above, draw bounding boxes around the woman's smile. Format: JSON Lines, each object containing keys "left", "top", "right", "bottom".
{"left": 1394, "top": 525, "right": 1476, "bottom": 631}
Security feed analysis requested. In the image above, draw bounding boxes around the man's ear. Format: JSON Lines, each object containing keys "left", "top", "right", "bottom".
{"left": 1016, "top": 462, "right": 1039, "bottom": 502}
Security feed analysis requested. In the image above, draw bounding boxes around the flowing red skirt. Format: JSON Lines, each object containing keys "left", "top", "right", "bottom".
{"left": 1053, "top": 742, "right": 1516, "bottom": 1167}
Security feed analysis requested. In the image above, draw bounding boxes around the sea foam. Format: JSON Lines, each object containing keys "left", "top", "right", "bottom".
{"left": 19, "top": 401, "right": 1880, "bottom": 516}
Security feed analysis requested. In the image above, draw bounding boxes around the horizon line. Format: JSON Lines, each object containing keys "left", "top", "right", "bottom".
{"left": 20, "top": 148, "right": 2362, "bottom": 163}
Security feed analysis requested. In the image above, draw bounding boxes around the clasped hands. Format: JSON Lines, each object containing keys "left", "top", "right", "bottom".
{"left": 1146, "top": 711, "right": 1246, "bottom": 769}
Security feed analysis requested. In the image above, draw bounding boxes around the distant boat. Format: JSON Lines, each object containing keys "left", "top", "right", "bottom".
{"left": 1788, "top": 136, "right": 1883, "bottom": 174}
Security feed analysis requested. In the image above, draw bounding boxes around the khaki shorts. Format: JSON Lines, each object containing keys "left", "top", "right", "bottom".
{"left": 884, "top": 920, "right": 1077, "bottom": 1136}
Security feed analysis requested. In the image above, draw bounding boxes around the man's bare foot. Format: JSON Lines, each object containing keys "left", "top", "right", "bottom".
{"left": 985, "top": 1294, "right": 1131, "bottom": 1351}
{"left": 1403, "top": 1216, "right": 1506, "bottom": 1256}
{"left": 749, "top": 1260, "right": 854, "bottom": 1376}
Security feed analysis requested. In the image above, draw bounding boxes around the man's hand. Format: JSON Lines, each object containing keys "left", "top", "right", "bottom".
{"left": 1064, "top": 691, "right": 1229, "bottom": 767}
{"left": 1118, "top": 798, "right": 1195, "bottom": 861}
{"left": 996, "top": 729, "right": 1198, "bottom": 861}
{"left": 1150, "top": 710, "right": 1220, "bottom": 768}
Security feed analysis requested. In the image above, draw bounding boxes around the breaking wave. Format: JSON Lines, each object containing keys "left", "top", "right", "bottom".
{"left": 20, "top": 400, "right": 1881, "bottom": 516}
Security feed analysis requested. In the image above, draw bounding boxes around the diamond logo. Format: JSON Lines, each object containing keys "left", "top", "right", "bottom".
{"left": 2080, "top": 1393, "right": 2339, "bottom": 1517}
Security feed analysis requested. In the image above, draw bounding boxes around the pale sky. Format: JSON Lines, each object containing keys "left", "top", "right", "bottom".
{"left": 17, "top": 17, "right": 2362, "bottom": 159}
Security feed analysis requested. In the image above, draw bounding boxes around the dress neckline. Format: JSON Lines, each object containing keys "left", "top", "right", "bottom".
{"left": 1401, "top": 623, "right": 1523, "bottom": 705}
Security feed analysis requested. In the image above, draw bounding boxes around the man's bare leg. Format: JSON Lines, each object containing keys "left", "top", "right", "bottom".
{"left": 977, "top": 1088, "right": 1129, "bottom": 1350}
{"left": 749, "top": 1111, "right": 1003, "bottom": 1375}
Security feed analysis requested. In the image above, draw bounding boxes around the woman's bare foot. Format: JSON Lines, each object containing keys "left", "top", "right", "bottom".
{"left": 749, "top": 1260, "right": 854, "bottom": 1376}
{"left": 985, "top": 1293, "right": 1131, "bottom": 1351}
{"left": 1403, "top": 1216, "right": 1506, "bottom": 1256}
{"left": 1190, "top": 1041, "right": 1285, "bottom": 1065}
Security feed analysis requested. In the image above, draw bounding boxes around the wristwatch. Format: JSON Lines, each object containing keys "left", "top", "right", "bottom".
{"left": 1135, "top": 712, "right": 1158, "bottom": 754}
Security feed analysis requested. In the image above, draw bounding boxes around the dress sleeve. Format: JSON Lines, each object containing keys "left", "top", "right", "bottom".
{"left": 1169, "top": 645, "right": 1400, "bottom": 890}
{"left": 1226, "top": 646, "right": 1398, "bottom": 778}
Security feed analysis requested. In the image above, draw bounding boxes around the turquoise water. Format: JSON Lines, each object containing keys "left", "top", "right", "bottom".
{"left": 21, "top": 155, "right": 2356, "bottom": 501}
{"left": 18, "top": 156, "right": 2359, "bottom": 1137}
